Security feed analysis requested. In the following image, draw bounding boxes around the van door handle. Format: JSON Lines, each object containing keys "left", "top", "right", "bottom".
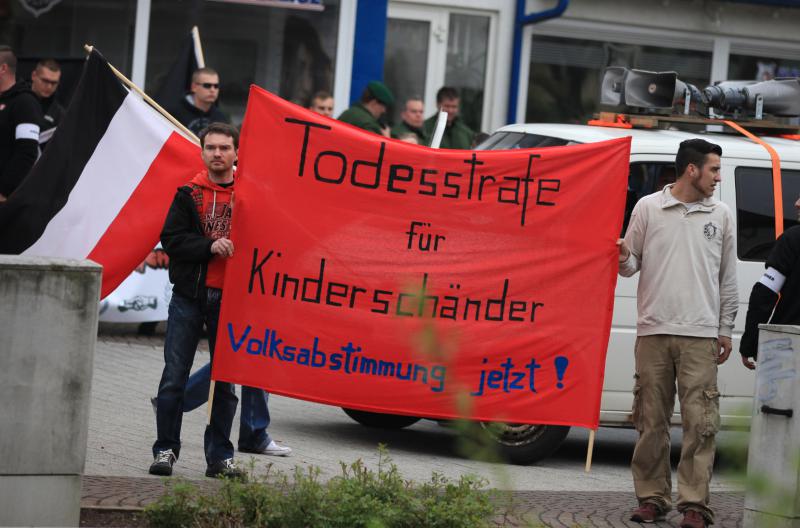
{"left": 761, "top": 405, "right": 793, "bottom": 418}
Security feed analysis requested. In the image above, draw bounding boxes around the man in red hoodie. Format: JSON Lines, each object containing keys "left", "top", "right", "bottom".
{"left": 150, "top": 122, "right": 245, "bottom": 479}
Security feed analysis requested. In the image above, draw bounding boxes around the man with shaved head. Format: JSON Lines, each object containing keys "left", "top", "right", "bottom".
{"left": 391, "top": 96, "right": 427, "bottom": 145}
{"left": 0, "top": 45, "right": 42, "bottom": 202}
{"left": 167, "top": 67, "right": 230, "bottom": 135}
{"left": 29, "top": 58, "right": 64, "bottom": 150}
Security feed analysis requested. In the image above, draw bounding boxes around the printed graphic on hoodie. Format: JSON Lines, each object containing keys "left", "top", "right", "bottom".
{"left": 187, "top": 170, "right": 234, "bottom": 289}
{"left": 202, "top": 201, "right": 232, "bottom": 240}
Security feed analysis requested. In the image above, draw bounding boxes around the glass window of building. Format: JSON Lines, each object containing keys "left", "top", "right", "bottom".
{"left": 526, "top": 35, "right": 711, "bottom": 124}
{"left": 384, "top": 18, "right": 429, "bottom": 127}
{"left": 0, "top": 0, "right": 137, "bottom": 107}
{"left": 146, "top": 0, "right": 340, "bottom": 125}
{"left": 729, "top": 53, "right": 800, "bottom": 81}
{"left": 444, "top": 13, "right": 489, "bottom": 132}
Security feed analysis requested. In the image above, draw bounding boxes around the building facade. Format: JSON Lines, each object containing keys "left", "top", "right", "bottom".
{"left": 1, "top": 0, "right": 798, "bottom": 132}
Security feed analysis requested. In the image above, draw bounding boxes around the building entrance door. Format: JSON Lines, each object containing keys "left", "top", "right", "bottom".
{"left": 384, "top": 2, "right": 495, "bottom": 135}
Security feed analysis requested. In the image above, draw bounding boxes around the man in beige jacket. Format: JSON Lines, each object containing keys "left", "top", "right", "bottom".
{"left": 617, "top": 139, "right": 738, "bottom": 528}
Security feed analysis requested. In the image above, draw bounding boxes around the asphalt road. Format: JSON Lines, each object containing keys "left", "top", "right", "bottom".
{"left": 86, "top": 331, "right": 748, "bottom": 493}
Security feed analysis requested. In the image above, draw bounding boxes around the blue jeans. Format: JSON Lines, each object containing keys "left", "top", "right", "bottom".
{"left": 152, "top": 289, "right": 238, "bottom": 464}
{"left": 184, "top": 364, "right": 273, "bottom": 450}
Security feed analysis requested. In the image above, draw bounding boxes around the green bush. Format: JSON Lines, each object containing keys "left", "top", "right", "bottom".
{"left": 145, "top": 446, "right": 501, "bottom": 528}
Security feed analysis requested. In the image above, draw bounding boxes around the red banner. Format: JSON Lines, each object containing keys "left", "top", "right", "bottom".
{"left": 213, "top": 86, "right": 631, "bottom": 429}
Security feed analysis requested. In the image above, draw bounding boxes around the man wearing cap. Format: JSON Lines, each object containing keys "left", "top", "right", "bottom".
{"left": 337, "top": 80, "right": 393, "bottom": 137}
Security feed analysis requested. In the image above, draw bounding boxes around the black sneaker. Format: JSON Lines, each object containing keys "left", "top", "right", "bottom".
{"left": 205, "top": 458, "right": 247, "bottom": 480}
{"left": 149, "top": 449, "right": 176, "bottom": 476}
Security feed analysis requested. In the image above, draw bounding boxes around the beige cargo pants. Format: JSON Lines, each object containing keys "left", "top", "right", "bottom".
{"left": 631, "top": 335, "right": 720, "bottom": 524}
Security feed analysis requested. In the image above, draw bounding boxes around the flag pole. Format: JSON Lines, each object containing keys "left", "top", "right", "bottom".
{"left": 191, "top": 26, "right": 206, "bottom": 68}
{"left": 186, "top": 28, "right": 216, "bottom": 421}
{"left": 585, "top": 428, "right": 596, "bottom": 472}
{"left": 429, "top": 111, "right": 448, "bottom": 148}
{"left": 83, "top": 44, "right": 199, "bottom": 145}
{"left": 206, "top": 380, "right": 216, "bottom": 425}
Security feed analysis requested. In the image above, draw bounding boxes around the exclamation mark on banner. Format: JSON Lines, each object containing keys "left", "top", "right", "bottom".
{"left": 554, "top": 356, "right": 569, "bottom": 389}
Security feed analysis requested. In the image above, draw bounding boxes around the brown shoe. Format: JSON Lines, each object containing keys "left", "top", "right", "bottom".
{"left": 680, "top": 510, "right": 708, "bottom": 528}
{"left": 630, "top": 503, "right": 666, "bottom": 523}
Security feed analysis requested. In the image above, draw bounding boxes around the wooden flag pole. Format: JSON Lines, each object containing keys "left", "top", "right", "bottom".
{"left": 585, "top": 429, "right": 597, "bottom": 472}
{"left": 206, "top": 380, "right": 216, "bottom": 425}
{"left": 83, "top": 44, "right": 200, "bottom": 145}
{"left": 191, "top": 26, "right": 206, "bottom": 68}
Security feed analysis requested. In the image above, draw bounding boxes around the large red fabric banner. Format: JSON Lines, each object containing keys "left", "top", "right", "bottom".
{"left": 213, "top": 86, "right": 631, "bottom": 429}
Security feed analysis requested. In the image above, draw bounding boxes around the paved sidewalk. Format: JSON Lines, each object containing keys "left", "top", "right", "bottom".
{"left": 83, "top": 327, "right": 746, "bottom": 527}
{"left": 81, "top": 475, "right": 744, "bottom": 527}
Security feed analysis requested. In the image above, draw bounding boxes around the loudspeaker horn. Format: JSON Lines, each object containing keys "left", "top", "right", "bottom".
{"left": 744, "top": 78, "right": 800, "bottom": 116}
{"left": 623, "top": 69, "right": 679, "bottom": 109}
{"left": 600, "top": 67, "right": 628, "bottom": 107}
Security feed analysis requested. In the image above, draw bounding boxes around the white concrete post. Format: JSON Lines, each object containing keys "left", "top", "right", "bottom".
{"left": 0, "top": 256, "right": 101, "bottom": 527}
{"left": 744, "top": 324, "right": 800, "bottom": 528}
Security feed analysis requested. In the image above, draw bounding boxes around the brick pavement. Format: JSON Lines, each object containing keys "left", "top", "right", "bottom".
{"left": 83, "top": 326, "right": 746, "bottom": 527}
{"left": 80, "top": 475, "right": 743, "bottom": 527}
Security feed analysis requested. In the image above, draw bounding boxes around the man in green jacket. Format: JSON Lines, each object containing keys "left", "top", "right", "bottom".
{"left": 423, "top": 86, "right": 474, "bottom": 150}
{"left": 337, "top": 80, "right": 394, "bottom": 137}
{"left": 391, "top": 96, "right": 427, "bottom": 145}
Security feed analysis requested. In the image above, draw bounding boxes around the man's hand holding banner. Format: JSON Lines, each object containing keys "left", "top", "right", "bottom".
{"left": 213, "top": 86, "right": 631, "bottom": 429}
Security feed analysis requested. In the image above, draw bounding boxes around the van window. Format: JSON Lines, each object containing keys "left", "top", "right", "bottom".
{"left": 623, "top": 163, "right": 676, "bottom": 235}
{"left": 735, "top": 167, "right": 800, "bottom": 261}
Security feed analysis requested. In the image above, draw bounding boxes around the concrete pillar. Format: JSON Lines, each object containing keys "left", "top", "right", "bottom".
{"left": 0, "top": 256, "right": 101, "bottom": 527}
{"left": 744, "top": 324, "right": 800, "bottom": 528}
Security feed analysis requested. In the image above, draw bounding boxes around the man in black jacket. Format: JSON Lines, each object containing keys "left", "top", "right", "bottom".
{"left": 166, "top": 67, "right": 229, "bottom": 135}
{"left": 0, "top": 46, "right": 42, "bottom": 201}
{"left": 150, "top": 122, "right": 244, "bottom": 479}
{"left": 740, "top": 197, "right": 800, "bottom": 369}
{"left": 29, "top": 58, "right": 64, "bottom": 150}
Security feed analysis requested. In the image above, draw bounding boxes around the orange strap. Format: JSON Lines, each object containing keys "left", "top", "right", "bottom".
{"left": 723, "top": 120, "right": 784, "bottom": 238}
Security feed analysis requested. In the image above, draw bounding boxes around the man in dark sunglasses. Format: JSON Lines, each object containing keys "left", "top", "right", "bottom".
{"left": 166, "top": 67, "right": 230, "bottom": 136}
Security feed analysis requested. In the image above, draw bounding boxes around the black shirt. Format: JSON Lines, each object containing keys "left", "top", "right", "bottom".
{"left": 166, "top": 95, "right": 230, "bottom": 136}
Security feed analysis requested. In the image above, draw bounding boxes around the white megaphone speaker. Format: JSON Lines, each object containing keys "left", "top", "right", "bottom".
{"left": 623, "top": 69, "right": 679, "bottom": 109}
{"left": 744, "top": 78, "right": 800, "bottom": 116}
{"left": 600, "top": 67, "right": 702, "bottom": 113}
{"left": 600, "top": 67, "right": 628, "bottom": 107}
{"left": 704, "top": 78, "right": 800, "bottom": 117}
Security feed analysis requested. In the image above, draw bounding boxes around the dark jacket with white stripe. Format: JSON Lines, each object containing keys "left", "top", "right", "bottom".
{"left": 0, "top": 82, "right": 43, "bottom": 196}
{"left": 741, "top": 226, "right": 800, "bottom": 359}
{"left": 19, "top": 80, "right": 64, "bottom": 149}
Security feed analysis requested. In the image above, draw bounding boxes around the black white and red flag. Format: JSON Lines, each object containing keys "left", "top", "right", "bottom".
{"left": 0, "top": 50, "right": 203, "bottom": 297}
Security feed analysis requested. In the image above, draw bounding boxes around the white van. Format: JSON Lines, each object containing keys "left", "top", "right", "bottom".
{"left": 343, "top": 121, "right": 800, "bottom": 464}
